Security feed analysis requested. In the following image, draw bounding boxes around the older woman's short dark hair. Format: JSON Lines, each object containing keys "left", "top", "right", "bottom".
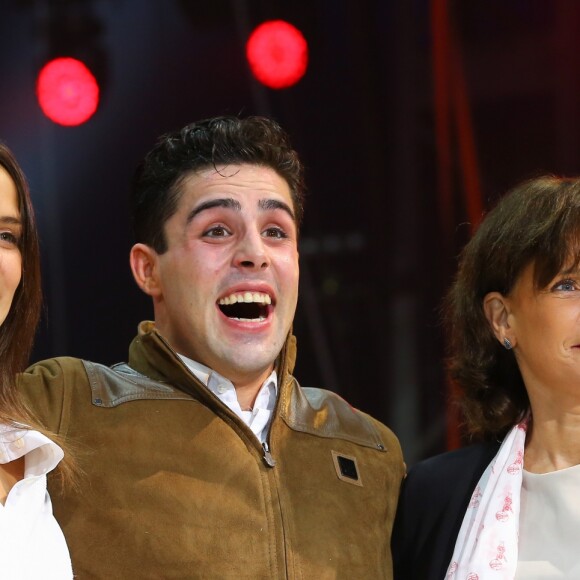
{"left": 131, "top": 115, "right": 305, "bottom": 253}
{"left": 445, "top": 176, "right": 580, "bottom": 439}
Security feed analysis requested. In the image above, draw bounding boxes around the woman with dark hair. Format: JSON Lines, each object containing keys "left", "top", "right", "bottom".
{"left": 393, "top": 176, "right": 580, "bottom": 579}
{"left": 0, "top": 143, "right": 72, "bottom": 578}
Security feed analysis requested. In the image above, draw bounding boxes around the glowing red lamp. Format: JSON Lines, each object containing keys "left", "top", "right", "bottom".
{"left": 36, "top": 57, "right": 100, "bottom": 126}
{"left": 246, "top": 20, "right": 308, "bottom": 89}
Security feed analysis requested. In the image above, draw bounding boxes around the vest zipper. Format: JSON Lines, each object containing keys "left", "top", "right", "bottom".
{"left": 262, "top": 441, "right": 276, "bottom": 468}
{"left": 156, "top": 332, "right": 280, "bottom": 474}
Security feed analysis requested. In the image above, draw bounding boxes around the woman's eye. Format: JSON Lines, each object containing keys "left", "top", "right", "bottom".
{"left": 553, "top": 279, "right": 577, "bottom": 291}
{"left": 0, "top": 231, "right": 18, "bottom": 247}
{"left": 263, "top": 227, "right": 287, "bottom": 239}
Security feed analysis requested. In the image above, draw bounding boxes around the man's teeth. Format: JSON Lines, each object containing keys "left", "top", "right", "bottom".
{"left": 218, "top": 292, "right": 272, "bottom": 305}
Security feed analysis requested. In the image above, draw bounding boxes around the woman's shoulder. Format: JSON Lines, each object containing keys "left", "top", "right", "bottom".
{"left": 405, "top": 440, "right": 501, "bottom": 489}
{"left": 0, "top": 424, "right": 64, "bottom": 473}
{"left": 392, "top": 441, "right": 501, "bottom": 579}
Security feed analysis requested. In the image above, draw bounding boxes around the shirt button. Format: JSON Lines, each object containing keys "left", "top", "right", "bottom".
{"left": 14, "top": 438, "right": 25, "bottom": 449}
{"left": 217, "top": 385, "right": 228, "bottom": 394}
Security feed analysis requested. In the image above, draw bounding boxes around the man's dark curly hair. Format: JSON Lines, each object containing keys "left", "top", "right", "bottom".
{"left": 444, "top": 176, "right": 580, "bottom": 439}
{"left": 131, "top": 115, "right": 305, "bottom": 253}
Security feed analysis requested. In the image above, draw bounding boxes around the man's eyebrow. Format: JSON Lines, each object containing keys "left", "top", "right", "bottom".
{"left": 186, "top": 198, "right": 241, "bottom": 224}
{"left": 258, "top": 199, "right": 295, "bottom": 221}
{"left": 186, "top": 197, "right": 295, "bottom": 224}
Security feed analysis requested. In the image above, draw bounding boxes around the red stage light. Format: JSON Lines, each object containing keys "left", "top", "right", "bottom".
{"left": 36, "top": 57, "right": 100, "bottom": 126}
{"left": 246, "top": 20, "right": 308, "bottom": 89}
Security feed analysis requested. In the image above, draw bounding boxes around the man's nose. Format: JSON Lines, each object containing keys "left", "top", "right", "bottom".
{"left": 233, "top": 231, "right": 269, "bottom": 269}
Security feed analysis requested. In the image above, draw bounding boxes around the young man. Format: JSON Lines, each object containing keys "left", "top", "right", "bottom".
{"left": 20, "top": 116, "right": 404, "bottom": 579}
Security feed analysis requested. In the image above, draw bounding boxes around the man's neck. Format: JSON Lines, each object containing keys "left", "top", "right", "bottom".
{"left": 235, "top": 382, "right": 267, "bottom": 411}
{"left": 224, "top": 367, "right": 275, "bottom": 410}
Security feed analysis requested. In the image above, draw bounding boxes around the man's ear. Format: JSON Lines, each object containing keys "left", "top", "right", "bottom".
{"left": 483, "top": 291, "right": 516, "bottom": 348}
{"left": 130, "top": 243, "right": 162, "bottom": 297}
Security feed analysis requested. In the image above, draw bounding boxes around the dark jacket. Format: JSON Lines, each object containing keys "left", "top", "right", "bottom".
{"left": 391, "top": 441, "right": 501, "bottom": 580}
{"left": 19, "top": 321, "right": 405, "bottom": 580}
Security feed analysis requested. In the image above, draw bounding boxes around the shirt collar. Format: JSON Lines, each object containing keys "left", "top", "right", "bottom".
{"left": 176, "top": 354, "right": 278, "bottom": 398}
{"left": 0, "top": 424, "right": 64, "bottom": 476}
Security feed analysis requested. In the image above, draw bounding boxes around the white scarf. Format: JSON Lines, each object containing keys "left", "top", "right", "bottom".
{"left": 446, "top": 422, "right": 527, "bottom": 579}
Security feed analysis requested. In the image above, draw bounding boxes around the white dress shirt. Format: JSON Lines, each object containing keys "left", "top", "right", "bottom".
{"left": 177, "top": 354, "right": 278, "bottom": 443}
{"left": 0, "top": 425, "right": 72, "bottom": 579}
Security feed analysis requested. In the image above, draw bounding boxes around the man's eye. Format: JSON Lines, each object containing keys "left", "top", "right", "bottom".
{"left": 553, "top": 279, "right": 577, "bottom": 291}
{"left": 204, "top": 225, "right": 230, "bottom": 237}
{"left": 263, "top": 227, "right": 287, "bottom": 239}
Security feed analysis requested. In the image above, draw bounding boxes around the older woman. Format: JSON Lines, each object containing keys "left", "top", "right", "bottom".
{"left": 393, "top": 176, "right": 580, "bottom": 579}
{"left": 0, "top": 143, "right": 72, "bottom": 578}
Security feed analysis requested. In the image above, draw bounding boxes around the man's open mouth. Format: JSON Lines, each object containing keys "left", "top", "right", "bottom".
{"left": 218, "top": 292, "right": 271, "bottom": 321}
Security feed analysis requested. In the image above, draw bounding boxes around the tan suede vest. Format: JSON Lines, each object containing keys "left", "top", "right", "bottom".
{"left": 20, "top": 322, "right": 404, "bottom": 579}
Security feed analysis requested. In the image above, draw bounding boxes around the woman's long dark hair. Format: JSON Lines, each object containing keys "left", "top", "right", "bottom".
{"left": 0, "top": 143, "right": 42, "bottom": 424}
{"left": 0, "top": 143, "right": 74, "bottom": 486}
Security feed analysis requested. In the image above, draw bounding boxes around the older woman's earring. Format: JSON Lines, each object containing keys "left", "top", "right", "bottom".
{"left": 503, "top": 338, "right": 513, "bottom": 350}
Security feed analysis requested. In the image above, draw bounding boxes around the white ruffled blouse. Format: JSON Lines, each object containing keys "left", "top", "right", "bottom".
{"left": 0, "top": 425, "right": 72, "bottom": 579}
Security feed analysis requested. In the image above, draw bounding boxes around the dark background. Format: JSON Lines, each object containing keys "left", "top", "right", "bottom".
{"left": 1, "top": 0, "right": 577, "bottom": 465}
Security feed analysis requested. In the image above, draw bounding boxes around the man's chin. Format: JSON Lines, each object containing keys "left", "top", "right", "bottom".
{"left": 214, "top": 349, "right": 279, "bottom": 382}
